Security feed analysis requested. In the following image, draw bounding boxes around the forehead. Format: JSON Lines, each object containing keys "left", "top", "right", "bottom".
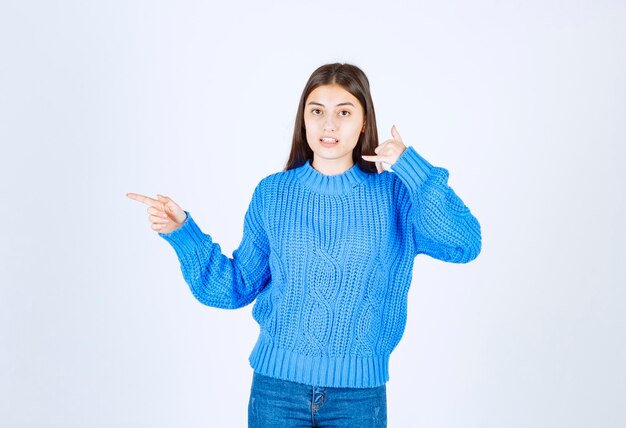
{"left": 306, "top": 84, "right": 362, "bottom": 107}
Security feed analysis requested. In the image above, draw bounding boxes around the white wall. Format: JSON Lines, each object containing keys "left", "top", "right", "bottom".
{"left": 1, "top": 1, "right": 624, "bottom": 427}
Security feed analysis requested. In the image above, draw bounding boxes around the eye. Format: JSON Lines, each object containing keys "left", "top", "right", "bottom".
{"left": 311, "top": 108, "right": 322, "bottom": 115}
{"left": 339, "top": 110, "right": 351, "bottom": 117}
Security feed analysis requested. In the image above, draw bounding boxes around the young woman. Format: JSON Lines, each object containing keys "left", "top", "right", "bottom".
{"left": 127, "top": 63, "right": 481, "bottom": 427}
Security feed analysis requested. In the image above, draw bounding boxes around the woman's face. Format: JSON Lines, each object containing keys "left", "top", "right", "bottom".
{"left": 304, "top": 84, "right": 365, "bottom": 174}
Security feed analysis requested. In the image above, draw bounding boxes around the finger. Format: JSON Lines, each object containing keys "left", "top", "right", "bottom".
{"left": 157, "top": 194, "right": 178, "bottom": 212}
{"left": 362, "top": 154, "right": 394, "bottom": 164}
{"left": 126, "top": 192, "right": 161, "bottom": 208}
{"left": 151, "top": 222, "right": 167, "bottom": 231}
{"left": 156, "top": 194, "right": 173, "bottom": 212}
{"left": 148, "top": 206, "right": 168, "bottom": 219}
{"left": 376, "top": 161, "right": 383, "bottom": 174}
{"left": 361, "top": 155, "right": 379, "bottom": 163}
{"left": 391, "top": 125, "right": 403, "bottom": 143}
{"left": 149, "top": 214, "right": 169, "bottom": 224}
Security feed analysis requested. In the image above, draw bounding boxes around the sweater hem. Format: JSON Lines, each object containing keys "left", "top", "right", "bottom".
{"left": 248, "top": 339, "right": 389, "bottom": 388}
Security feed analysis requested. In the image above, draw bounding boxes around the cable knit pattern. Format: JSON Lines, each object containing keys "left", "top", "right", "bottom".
{"left": 159, "top": 146, "right": 481, "bottom": 387}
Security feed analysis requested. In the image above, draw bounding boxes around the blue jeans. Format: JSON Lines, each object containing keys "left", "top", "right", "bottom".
{"left": 248, "top": 372, "right": 387, "bottom": 427}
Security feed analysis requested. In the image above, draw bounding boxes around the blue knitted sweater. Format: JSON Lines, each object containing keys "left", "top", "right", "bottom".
{"left": 159, "top": 146, "right": 481, "bottom": 388}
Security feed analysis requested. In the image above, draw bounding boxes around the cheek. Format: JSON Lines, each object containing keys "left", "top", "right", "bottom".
{"left": 348, "top": 121, "right": 363, "bottom": 136}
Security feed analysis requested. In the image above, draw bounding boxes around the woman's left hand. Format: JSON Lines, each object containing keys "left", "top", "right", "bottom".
{"left": 362, "top": 125, "right": 407, "bottom": 174}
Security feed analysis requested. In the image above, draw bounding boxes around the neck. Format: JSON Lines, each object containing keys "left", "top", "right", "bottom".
{"left": 311, "top": 157, "right": 354, "bottom": 176}
{"left": 296, "top": 158, "right": 368, "bottom": 195}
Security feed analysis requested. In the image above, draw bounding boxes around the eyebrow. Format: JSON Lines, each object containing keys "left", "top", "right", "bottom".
{"left": 306, "top": 101, "right": 356, "bottom": 107}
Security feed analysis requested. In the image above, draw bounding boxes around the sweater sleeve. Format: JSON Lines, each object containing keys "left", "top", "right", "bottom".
{"left": 158, "top": 181, "right": 271, "bottom": 308}
{"left": 391, "top": 146, "right": 482, "bottom": 263}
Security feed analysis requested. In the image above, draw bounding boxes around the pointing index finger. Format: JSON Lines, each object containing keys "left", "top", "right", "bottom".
{"left": 126, "top": 192, "right": 161, "bottom": 208}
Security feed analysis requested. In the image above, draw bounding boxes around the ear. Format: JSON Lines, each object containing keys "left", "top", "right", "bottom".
{"left": 361, "top": 121, "right": 366, "bottom": 133}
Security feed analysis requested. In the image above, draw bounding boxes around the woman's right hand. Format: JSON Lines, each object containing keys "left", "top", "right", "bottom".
{"left": 126, "top": 192, "right": 187, "bottom": 234}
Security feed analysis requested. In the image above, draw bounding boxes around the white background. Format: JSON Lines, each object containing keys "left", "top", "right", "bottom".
{"left": 1, "top": 1, "right": 624, "bottom": 427}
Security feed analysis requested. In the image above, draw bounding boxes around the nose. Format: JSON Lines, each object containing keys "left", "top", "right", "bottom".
{"left": 323, "top": 116, "right": 336, "bottom": 131}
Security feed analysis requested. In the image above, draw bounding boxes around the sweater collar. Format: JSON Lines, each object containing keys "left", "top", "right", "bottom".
{"left": 295, "top": 159, "right": 369, "bottom": 195}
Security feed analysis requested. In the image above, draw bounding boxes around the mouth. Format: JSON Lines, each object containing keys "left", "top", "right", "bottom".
{"left": 320, "top": 137, "right": 338, "bottom": 144}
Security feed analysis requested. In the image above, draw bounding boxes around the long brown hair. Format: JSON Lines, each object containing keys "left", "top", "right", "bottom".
{"left": 284, "top": 63, "right": 379, "bottom": 173}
